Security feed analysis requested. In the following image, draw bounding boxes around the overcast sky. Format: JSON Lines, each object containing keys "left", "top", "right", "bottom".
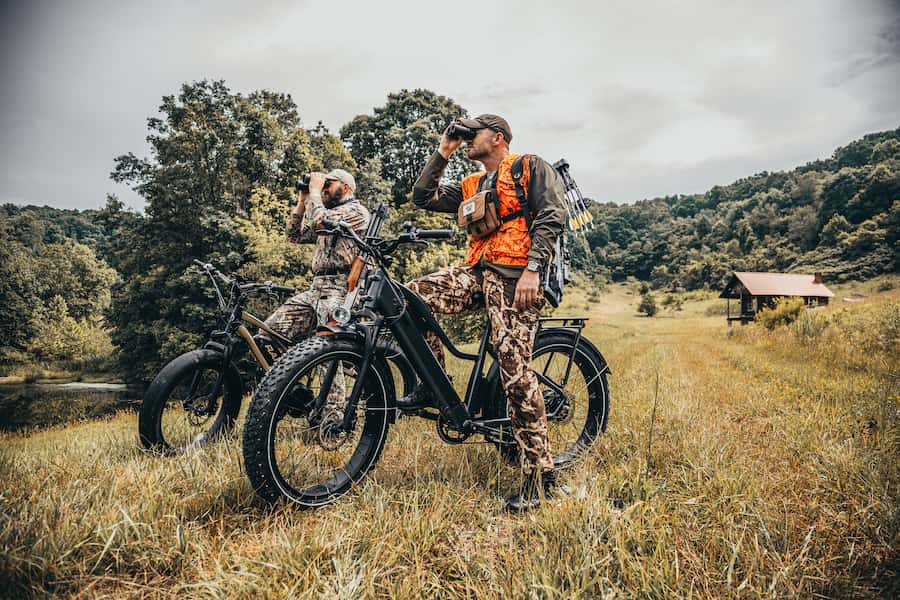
{"left": 1, "top": 0, "right": 898, "bottom": 211}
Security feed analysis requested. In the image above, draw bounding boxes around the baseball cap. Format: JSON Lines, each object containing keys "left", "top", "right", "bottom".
{"left": 325, "top": 168, "right": 356, "bottom": 194}
{"left": 456, "top": 114, "right": 513, "bottom": 143}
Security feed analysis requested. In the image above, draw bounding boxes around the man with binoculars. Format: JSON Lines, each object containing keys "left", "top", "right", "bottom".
{"left": 406, "top": 113, "right": 568, "bottom": 511}
{"left": 258, "top": 168, "right": 370, "bottom": 425}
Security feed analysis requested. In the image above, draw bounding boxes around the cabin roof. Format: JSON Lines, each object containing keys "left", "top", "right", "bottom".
{"left": 719, "top": 271, "right": 835, "bottom": 299}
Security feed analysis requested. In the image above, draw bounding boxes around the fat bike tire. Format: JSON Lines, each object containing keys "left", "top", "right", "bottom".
{"left": 138, "top": 349, "right": 243, "bottom": 454}
{"left": 242, "top": 337, "right": 393, "bottom": 508}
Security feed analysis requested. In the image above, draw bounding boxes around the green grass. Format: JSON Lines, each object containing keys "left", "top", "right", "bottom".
{"left": 1, "top": 284, "right": 897, "bottom": 598}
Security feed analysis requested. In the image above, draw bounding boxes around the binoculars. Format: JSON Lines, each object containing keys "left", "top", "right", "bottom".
{"left": 296, "top": 173, "right": 314, "bottom": 192}
{"left": 446, "top": 123, "right": 477, "bottom": 141}
{"left": 296, "top": 173, "right": 335, "bottom": 193}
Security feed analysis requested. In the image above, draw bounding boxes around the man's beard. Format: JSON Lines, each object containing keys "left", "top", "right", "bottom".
{"left": 324, "top": 188, "right": 346, "bottom": 207}
{"left": 466, "top": 143, "right": 488, "bottom": 162}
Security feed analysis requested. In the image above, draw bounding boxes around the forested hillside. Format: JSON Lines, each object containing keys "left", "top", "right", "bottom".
{"left": 1, "top": 80, "right": 896, "bottom": 381}
{"left": 0, "top": 206, "right": 116, "bottom": 368}
{"left": 578, "top": 128, "right": 899, "bottom": 289}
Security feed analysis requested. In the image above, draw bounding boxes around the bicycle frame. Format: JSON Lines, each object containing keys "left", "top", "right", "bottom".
{"left": 232, "top": 312, "right": 292, "bottom": 371}
{"left": 188, "top": 271, "right": 295, "bottom": 416}
{"left": 332, "top": 263, "right": 604, "bottom": 442}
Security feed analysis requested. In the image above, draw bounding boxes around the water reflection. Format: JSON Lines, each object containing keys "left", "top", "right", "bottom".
{"left": 0, "top": 383, "right": 143, "bottom": 432}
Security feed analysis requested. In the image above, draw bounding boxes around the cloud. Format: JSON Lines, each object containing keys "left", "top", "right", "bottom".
{"left": 827, "top": 14, "right": 900, "bottom": 86}
{"left": 1, "top": 0, "right": 899, "bottom": 209}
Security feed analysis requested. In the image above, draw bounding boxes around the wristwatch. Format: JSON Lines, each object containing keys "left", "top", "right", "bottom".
{"left": 526, "top": 259, "right": 541, "bottom": 272}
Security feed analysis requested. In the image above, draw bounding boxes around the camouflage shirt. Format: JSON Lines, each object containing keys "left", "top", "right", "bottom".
{"left": 286, "top": 193, "right": 370, "bottom": 275}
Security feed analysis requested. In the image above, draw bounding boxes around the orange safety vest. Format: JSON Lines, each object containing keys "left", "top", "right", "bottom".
{"left": 460, "top": 153, "right": 532, "bottom": 266}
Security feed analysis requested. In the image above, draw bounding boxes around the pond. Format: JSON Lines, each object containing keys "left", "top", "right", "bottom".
{"left": 0, "top": 382, "right": 144, "bottom": 432}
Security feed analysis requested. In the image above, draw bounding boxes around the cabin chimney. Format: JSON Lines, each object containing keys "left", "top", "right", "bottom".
{"left": 813, "top": 272, "right": 823, "bottom": 284}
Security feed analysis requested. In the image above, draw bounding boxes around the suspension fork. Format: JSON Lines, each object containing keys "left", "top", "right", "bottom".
{"left": 311, "top": 360, "right": 340, "bottom": 417}
{"left": 336, "top": 318, "right": 383, "bottom": 432}
{"left": 188, "top": 335, "right": 234, "bottom": 415}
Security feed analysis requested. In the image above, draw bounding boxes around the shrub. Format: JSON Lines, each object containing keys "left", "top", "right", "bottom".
{"left": 661, "top": 294, "right": 684, "bottom": 311}
{"left": 638, "top": 293, "right": 658, "bottom": 317}
{"left": 756, "top": 297, "right": 805, "bottom": 330}
{"left": 791, "top": 310, "right": 829, "bottom": 340}
{"left": 704, "top": 302, "right": 729, "bottom": 316}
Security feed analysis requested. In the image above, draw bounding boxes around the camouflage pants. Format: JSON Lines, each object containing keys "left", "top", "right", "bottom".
{"left": 264, "top": 275, "right": 348, "bottom": 421}
{"left": 407, "top": 266, "right": 553, "bottom": 474}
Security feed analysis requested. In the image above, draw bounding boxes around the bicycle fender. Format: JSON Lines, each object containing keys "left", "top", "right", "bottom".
{"left": 315, "top": 324, "right": 363, "bottom": 341}
{"left": 203, "top": 341, "right": 226, "bottom": 353}
{"left": 536, "top": 327, "right": 611, "bottom": 375}
{"left": 482, "top": 327, "right": 611, "bottom": 391}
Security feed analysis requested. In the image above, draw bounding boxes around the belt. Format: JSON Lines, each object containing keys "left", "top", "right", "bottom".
{"left": 313, "top": 267, "right": 350, "bottom": 277}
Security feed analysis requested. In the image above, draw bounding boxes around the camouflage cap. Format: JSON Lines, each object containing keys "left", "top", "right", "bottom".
{"left": 457, "top": 114, "right": 513, "bottom": 143}
{"left": 325, "top": 168, "right": 356, "bottom": 194}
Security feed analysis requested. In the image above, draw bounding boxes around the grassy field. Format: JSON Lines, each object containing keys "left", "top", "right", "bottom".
{"left": 1, "top": 281, "right": 897, "bottom": 598}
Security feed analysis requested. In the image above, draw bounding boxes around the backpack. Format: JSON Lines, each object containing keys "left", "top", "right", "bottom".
{"left": 510, "top": 155, "right": 569, "bottom": 308}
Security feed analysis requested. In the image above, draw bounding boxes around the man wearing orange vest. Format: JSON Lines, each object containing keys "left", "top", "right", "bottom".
{"left": 405, "top": 114, "right": 567, "bottom": 511}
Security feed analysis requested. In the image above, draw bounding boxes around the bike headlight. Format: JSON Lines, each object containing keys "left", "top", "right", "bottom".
{"left": 332, "top": 305, "right": 351, "bottom": 326}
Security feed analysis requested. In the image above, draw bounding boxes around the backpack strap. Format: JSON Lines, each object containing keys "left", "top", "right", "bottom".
{"left": 510, "top": 154, "right": 533, "bottom": 232}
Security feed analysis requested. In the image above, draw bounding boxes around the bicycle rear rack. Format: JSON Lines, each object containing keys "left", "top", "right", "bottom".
{"left": 538, "top": 315, "right": 588, "bottom": 329}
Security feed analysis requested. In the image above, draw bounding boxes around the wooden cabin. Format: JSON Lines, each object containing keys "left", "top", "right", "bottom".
{"left": 719, "top": 271, "right": 835, "bottom": 324}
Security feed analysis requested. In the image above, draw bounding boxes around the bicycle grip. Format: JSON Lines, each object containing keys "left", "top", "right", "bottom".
{"left": 417, "top": 229, "right": 453, "bottom": 240}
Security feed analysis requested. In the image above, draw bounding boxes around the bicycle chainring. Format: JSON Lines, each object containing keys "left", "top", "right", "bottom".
{"left": 436, "top": 413, "right": 471, "bottom": 444}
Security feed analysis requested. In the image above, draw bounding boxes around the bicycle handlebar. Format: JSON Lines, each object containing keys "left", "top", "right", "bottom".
{"left": 193, "top": 259, "right": 294, "bottom": 299}
{"left": 415, "top": 229, "right": 453, "bottom": 240}
{"left": 321, "top": 219, "right": 454, "bottom": 257}
{"left": 269, "top": 284, "right": 295, "bottom": 295}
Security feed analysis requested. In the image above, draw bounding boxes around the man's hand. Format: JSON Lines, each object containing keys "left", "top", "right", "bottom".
{"left": 308, "top": 172, "right": 326, "bottom": 195}
{"left": 438, "top": 128, "right": 464, "bottom": 160}
{"left": 295, "top": 191, "right": 307, "bottom": 212}
{"left": 514, "top": 268, "right": 541, "bottom": 311}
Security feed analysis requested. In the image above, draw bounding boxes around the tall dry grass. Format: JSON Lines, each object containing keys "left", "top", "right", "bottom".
{"left": 1, "top": 284, "right": 897, "bottom": 598}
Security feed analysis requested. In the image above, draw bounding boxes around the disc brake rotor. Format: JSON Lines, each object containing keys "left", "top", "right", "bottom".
{"left": 317, "top": 418, "right": 350, "bottom": 450}
{"left": 185, "top": 394, "right": 215, "bottom": 426}
{"left": 544, "top": 389, "right": 571, "bottom": 423}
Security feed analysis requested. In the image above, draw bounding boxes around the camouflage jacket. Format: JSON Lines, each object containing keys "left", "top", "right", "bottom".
{"left": 286, "top": 193, "right": 370, "bottom": 275}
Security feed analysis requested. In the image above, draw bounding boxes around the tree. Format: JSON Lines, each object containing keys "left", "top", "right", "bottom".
{"left": 787, "top": 205, "right": 819, "bottom": 251}
{"left": 820, "top": 214, "right": 852, "bottom": 245}
{"left": 341, "top": 89, "right": 477, "bottom": 204}
{"left": 107, "top": 80, "right": 338, "bottom": 381}
{"left": 0, "top": 209, "right": 117, "bottom": 363}
{"left": 27, "top": 296, "right": 113, "bottom": 365}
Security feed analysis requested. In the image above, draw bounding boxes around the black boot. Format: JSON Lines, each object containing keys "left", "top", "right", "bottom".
{"left": 395, "top": 384, "right": 437, "bottom": 410}
{"left": 505, "top": 469, "right": 557, "bottom": 513}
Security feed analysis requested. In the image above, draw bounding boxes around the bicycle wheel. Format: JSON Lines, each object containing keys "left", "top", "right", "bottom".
{"left": 242, "top": 336, "right": 393, "bottom": 507}
{"left": 490, "top": 332, "right": 610, "bottom": 467}
{"left": 139, "top": 349, "right": 243, "bottom": 453}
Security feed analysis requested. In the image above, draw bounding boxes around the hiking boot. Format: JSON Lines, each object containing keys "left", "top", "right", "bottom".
{"left": 396, "top": 384, "right": 437, "bottom": 410}
{"left": 505, "top": 469, "right": 557, "bottom": 513}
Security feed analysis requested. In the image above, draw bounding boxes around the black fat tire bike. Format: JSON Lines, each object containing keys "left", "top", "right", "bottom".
{"left": 138, "top": 258, "right": 415, "bottom": 454}
{"left": 138, "top": 261, "right": 298, "bottom": 453}
{"left": 242, "top": 205, "right": 611, "bottom": 507}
